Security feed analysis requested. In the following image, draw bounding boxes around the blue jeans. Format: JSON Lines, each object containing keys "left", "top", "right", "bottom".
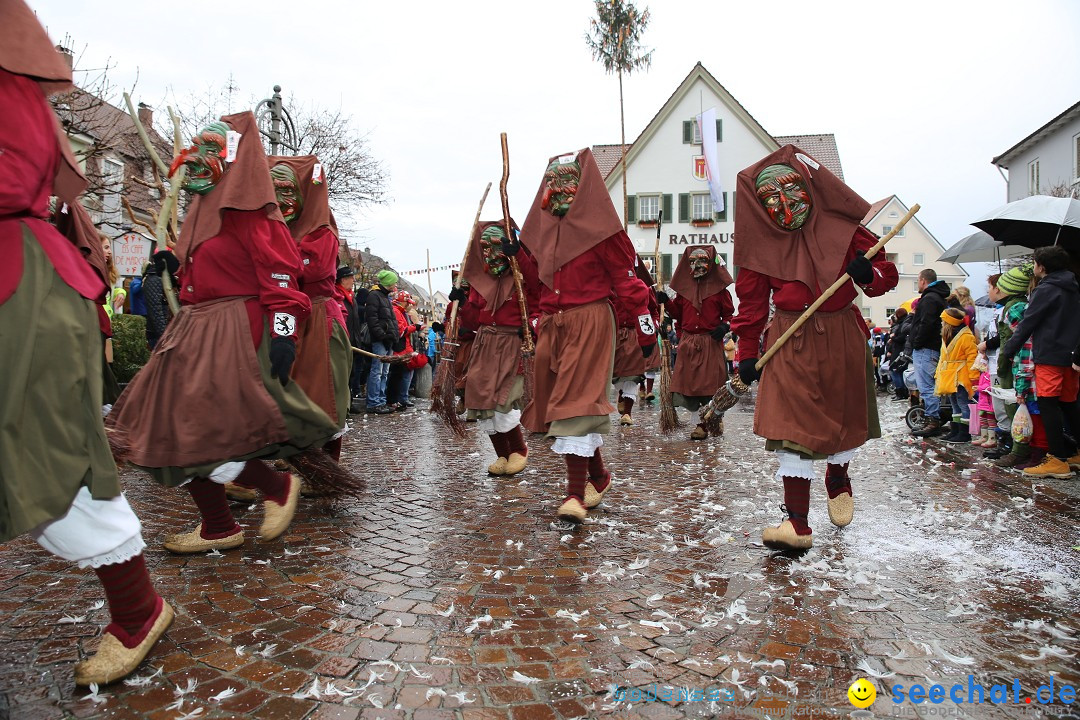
{"left": 948, "top": 384, "right": 970, "bottom": 421}
{"left": 890, "top": 368, "right": 906, "bottom": 393}
{"left": 912, "top": 348, "right": 940, "bottom": 416}
{"left": 392, "top": 368, "right": 415, "bottom": 405}
{"left": 367, "top": 341, "right": 390, "bottom": 407}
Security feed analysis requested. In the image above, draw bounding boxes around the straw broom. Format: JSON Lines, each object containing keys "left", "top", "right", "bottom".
{"left": 431, "top": 183, "right": 491, "bottom": 437}
{"left": 499, "top": 133, "right": 535, "bottom": 407}
{"left": 699, "top": 204, "right": 921, "bottom": 422}
{"left": 654, "top": 211, "right": 683, "bottom": 433}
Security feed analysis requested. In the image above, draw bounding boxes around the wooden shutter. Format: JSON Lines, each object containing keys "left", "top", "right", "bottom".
{"left": 715, "top": 192, "right": 728, "bottom": 222}
{"left": 626, "top": 195, "right": 636, "bottom": 224}
{"left": 682, "top": 121, "right": 693, "bottom": 144}
{"left": 715, "top": 119, "right": 723, "bottom": 142}
{"left": 663, "top": 194, "right": 673, "bottom": 224}
{"left": 678, "top": 193, "right": 690, "bottom": 223}
{"left": 661, "top": 253, "right": 673, "bottom": 285}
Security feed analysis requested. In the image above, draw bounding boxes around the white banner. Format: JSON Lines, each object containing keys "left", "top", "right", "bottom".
{"left": 696, "top": 107, "right": 724, "bottom": 212}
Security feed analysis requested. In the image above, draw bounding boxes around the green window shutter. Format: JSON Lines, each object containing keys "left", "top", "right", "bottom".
{"left": 662, "top": 194, "right": 673, "bottom": 223}
{"left": 715, "top": 119, "right": 723, "bottom": 142}
{"left": 715, "top": 192, "right": 728, "bottom": 222}
{"left": 682, "top": 120, "right": 693, "bottom": 144}
{"left": 678, "top": 193, "right": 690, "bottom": 223}
{"left": 626, "top": 195, "right": 636, "bottom": 224}
{"left": 661, "top": 253, "right": 673, "bottom": 285}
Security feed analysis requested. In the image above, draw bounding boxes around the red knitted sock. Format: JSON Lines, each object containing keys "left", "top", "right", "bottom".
{"left": 587, "top": 448, "right": 609, "bottom": 483}
{"left": 506, "top": 426, "right": 527, "bottom": 456}
{"left": 186, "top": 478, "right": 240, "bottom": 537}
{"left": 824, "top": 463, "right": 852, "bottom": 500}
{"left": 236, "top": 461, "right": 289, "bottom": 505}
{"left": 323, "top": 436, "right": 342, "bottom": 463}
{"left": 623, "top": 397, "right": 635, "bottom": 417}
{"left": 565, "top": 454, "right": 590, "bottom": 500}
{"left": 645, "top": 378, "right": 654, "bottom": 393}
{"left": 782, "top": 476, "right": 812, "bottom": 535}
{"left": 94, "top": 553, "right": 159, "bottom": 646}
{"left": 490, "top": 432, "right": 510, "bottom": 459}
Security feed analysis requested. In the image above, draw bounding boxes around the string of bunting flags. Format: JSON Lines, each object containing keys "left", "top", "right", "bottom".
{"left": 397, "top": 263, "right": 461, "bottom": 276}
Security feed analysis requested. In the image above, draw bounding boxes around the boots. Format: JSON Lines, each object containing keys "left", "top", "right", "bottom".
{"left": 994, "top": 441, "right": 1031, "bottom": 468}
{"left": 912, "top": 417, "right": 942, "bottom": 438}
{"left": 945, "top": 421, "right": 971, "bottom": 444}
{"left": 984, "top": 433, "right": 1011, "bottom": 460}
{"left": 1022, "top": 454, "right": 1075, "bottom": 479}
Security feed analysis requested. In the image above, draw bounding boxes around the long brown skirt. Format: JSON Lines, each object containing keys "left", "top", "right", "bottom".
{"left": 292, "top": 297, "right": 349, "bottom": 426}
{"left": 523, "top": 301, "right": 615, "bottom": 436}
{"left": 643, "top": 339, "right": 661, "bottom": 373}
{"left": 465, "top": 325, "right": 523, "bottom": 412}
{"left": 671, "top": 332, "right": 728, "bottom": 406}
{"left": 106, "top": 297, "right": 339, "bottom": 486}
{"left": 611, "top": 326, "right": 646, "bottom": 382}
{"left": 754, "top": 307, "right": 877, "bottom": 456}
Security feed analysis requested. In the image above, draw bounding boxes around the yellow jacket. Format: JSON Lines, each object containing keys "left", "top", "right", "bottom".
{"left": 935, "top": 326, "right": 979, "bottom": 396}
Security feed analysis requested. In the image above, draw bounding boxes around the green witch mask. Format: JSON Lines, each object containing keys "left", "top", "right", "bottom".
{"left": 169, "top": 121, "right": 230, "bottom": 195}
{"left": 270, "top": 164, "right": 303, "bottom": 223}
{"left": 540, "top": 158, "right": 581, "bottom": 216}
{"left": 479, "top": 225, "right": 510, "bottom": 277}
{"left": 755, "top": 163, "right": 812, "bottom": 231}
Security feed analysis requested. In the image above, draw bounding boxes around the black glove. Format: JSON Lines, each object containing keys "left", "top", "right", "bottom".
{"left": 269, "top": 336, "right": 297, "bottom": 386}
{"left": 655, "top": 290, "right": 670, "bottom": 305}
{"left": 500, "top": 235, "right": 520, "bottom": 257}
{"left": 709, "top": 322, "right": 730, "bottom": 342}
{"left": 846, "top": 255, "right": 874, "bottom": 285}
{"left": 738, "top": 358, "right": 760, "bottom": 386}
{"left": 448, "top": 287, "right": 467, "bottom": 304}
{"left": 459, "top": 328, "right": 476, "bottom": 340}
{"left": 640, "top": 343, "right": 655, "bottom": 358}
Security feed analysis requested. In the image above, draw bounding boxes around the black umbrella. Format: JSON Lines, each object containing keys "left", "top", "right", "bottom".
{"left": 972, "top": 195, "right": 1080, "bottom": 251}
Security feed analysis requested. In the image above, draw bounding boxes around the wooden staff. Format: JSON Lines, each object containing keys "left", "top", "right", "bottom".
{"left": 701, "top": 204, "right": 921, "bottom": 421}
{"left": 446, "top": 183, "right": 491, "bottom": 342}
{"left": 499, "top": 133, "right": 533, "bottom": 354}
{"left": 352, "top": 345, "right": 409, "bottom": 363}
{"left": 653, "top": 211, "right": 682, "bottom": 432}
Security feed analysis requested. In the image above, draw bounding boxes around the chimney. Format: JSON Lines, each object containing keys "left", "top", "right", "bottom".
{"left": 54, "top": 44, "right": 73, "bottom": 71}
{"left": 137, "top": 103, "right": 153, "bottom": 128}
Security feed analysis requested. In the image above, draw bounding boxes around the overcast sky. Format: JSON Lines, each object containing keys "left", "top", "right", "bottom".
{"left": 33, "top": 0, "right": 1080, "bottom": 296}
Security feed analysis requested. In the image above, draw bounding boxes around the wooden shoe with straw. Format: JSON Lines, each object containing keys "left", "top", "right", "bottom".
{"left": 260, "top": 473, "right": 301, "bottom": 541}
{"left": 74, "top": 598, "right": 174, "bottom": 686}
{"left": 162, "top": 524, "right": 244, "bottom": 554}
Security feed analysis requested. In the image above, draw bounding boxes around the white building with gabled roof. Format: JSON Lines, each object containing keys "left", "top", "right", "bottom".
{"left": 858, "top": 195, "right": 967, "bottom": 328}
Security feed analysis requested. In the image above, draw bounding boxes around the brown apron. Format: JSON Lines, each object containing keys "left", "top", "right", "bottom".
{"left": 754, "top": 307, "right": 873, "bottom": 456}
{"left": 292, "top": 297, "right": 336, "bottom": 424}
{"left": 671, "top": 332, "right": 728, "bottom": 398}
{"left": 465, "top": 325, "right": 523, "bottom": 411}
{"left": 453, "top": 335, "right": 475, "bottom": 391}
{"left": 523, "top": 301, "right": 615, "bottom": 434}
{"left": 643, "top": 339, "right": 661, "bottom": 373}
{"left": 611, "top": 326, "right": 645, "bottom": 382}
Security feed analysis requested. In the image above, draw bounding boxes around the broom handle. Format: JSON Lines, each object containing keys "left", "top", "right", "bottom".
{"left": 447, "top": 182, "right": 492, "bottom": 344}
{"left": 500, "top": 133, "right": 533, "bottom": 354}
{"left": 753, "top": 204, "right": 920, "bottom": 372}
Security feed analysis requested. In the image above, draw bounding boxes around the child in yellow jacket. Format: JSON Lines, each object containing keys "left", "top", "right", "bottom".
{"left": 935, "top": 307, "right": 980, "bottom": 443}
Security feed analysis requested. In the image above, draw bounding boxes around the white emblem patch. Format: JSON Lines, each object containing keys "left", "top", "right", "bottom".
{"left": 638, "top": 314, "right": 656, "bottom": 336}
{"left": 274, "top": 312, "right": 297, "bottom": 337}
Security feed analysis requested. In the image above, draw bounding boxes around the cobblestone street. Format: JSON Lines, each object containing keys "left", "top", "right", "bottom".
{"left": 1, "top": 395, "right": 1078, "bottom": 720}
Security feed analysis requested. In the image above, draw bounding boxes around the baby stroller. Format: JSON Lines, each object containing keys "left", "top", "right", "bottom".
{"left": 902, "top": 367, "right": 931, "bottom": 432}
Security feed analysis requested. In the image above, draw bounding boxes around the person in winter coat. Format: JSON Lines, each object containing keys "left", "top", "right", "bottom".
{"left": 886, "top": 308, "right": 911, "bottom": 400}
{"left": 934, "top": 308, "right": 980, "bottom": 443}
{"left": 907, "top": 269, "right": 951, "bottom": 436}
{"left": 1000, "top": 246, "right": 1080, "bottom": 478}
{"left": 142, "top": 249, "right": 178, "bottom": 349}
{"left": 387, "top": 290, "right": 424, "bottom": 410}
{"left": 336, "top": 266, "right": 365, "bottom": 413}
{"left": 365, "top": 269, "right": 398, "bottom": 413}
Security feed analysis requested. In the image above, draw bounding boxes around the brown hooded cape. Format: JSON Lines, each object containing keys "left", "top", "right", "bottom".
{"left": 0, "top": 0, "right": 86, "bottom": 205}
{"left": 267, "top": 154, "right": 338, "bottom": 241}
{"left": 734, "top": 144, "right": 870, "bottom": 295}
{"left": 668, "top": 245, "right": 733, "bottom": 310}
{"left": 521, "top": 148, "right": 623, "bottom": 287}
{"left": 174, "top": 111, "right": 284, "bottom": 262}
{"left": 462, "top": 218, "right": 520, "bottom": 313}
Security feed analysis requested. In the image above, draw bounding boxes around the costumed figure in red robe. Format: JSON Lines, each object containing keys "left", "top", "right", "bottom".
{"left": 658, "top": 245, "right": 734, "bottom": 439}
{"left": 106, "top": 113, "right": 341, "bottom": 553}
{"left": 225, "top": 155, "right": 351, "bottom": 500}
{"left": 611, "top": 257, "right": 660, "bottom": 426}
{"left": 520, "top": 149, "right": 654, "bottom": 522}
{"left": 730, "top": 146, "right": 897, "bottom": 550}
{"left": 0, "top": 0, "right": 171, "bottom": 685}
{"left": 461, "top": 221, "right": 540, "bottom": 474}
{"left": 446, "top": 271, "right": 480, "bottom": 417}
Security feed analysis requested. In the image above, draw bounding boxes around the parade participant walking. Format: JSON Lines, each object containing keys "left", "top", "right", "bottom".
{"left": 447, "top": 271, "right": 481, "bottom": 416}
{"left": 611, "top": 259, "right": 659, "bottom": 426}
{"left": 461, "top": 221, "right": 539, "bottom": 474}
{"left": 521, "top": 149, "right": 654, "bottom": 522}
{"left": 657, "top": 245, "right": 734, "bottom": 439}
{"left": 0, "top": 3, "right": 171, "bottom": 684}
{"left": 106, "top": 111, "right": 341, "bottom": 553}
{"left": 730, "top": 146, "right": 898, "bottom": 550}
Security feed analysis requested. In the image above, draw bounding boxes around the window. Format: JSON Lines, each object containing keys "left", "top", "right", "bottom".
{"left": 882, "top": 224, "right": 905, "bottom": 237}
{"left": 888, "top": 211, "right": 899, "bottom": 218}
{"left": 886, "top": 307, "right": 896, "bottom": 317}
{"left": 639, "top": 195, "right": 660, "bottom": 223}
{"left": 691, "top": 193, "right": 713, "bottom": 221}
{"left": 913, "top": 253, "right": 925, "bottom": 265}
{"left": 628, "top": 194, "right": 671, "bottom": 224}
{"left": 682, "top": 118, "right": 723, "bottom": 144}
{"left": 913, "top": 280, "right": 920, "bottom": 293}
{"left": 100, "top": 158, "right": 124, "bottom": 221}
{"left": 1028, "top": 158, "right": 1040, "bottom": 195}
{"left": 638, "top": 253, "right": 673, "bottom": 285}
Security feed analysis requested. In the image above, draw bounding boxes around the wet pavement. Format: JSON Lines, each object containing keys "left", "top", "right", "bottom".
{"left": 1, "top": 392, "right": 1078, "bottom": 720}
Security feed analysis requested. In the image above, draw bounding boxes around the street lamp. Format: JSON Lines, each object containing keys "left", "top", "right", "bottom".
{"left": 255, "top": 85, "right": 300, "bottom": 156}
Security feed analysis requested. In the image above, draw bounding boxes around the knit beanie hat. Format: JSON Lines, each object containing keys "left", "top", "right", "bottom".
{"left": 996, "top": 264, "right": 1032, "bottom": 296}
{"left": 377, "top": 269, "right": 399, "bottom": 287}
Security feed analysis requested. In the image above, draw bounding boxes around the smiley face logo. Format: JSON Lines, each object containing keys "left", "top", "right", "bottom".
{"left": 848, "top": 678, "right": 877, "bottom": 708}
